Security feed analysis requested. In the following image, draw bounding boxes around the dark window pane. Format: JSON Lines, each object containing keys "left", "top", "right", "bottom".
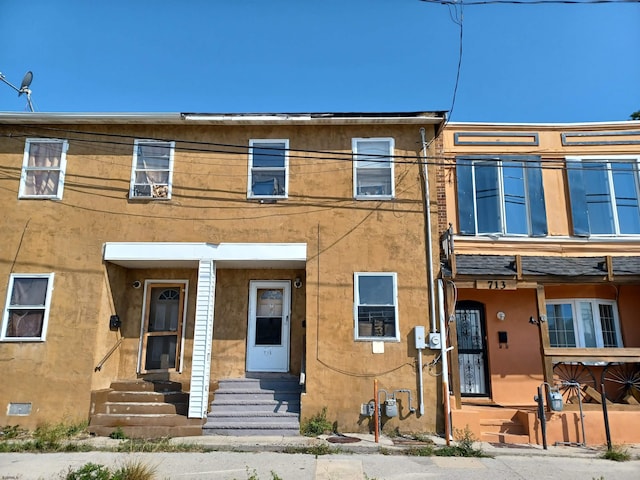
{"left": 255, "top": 317, "right": 282, "bottom": 345}
{"left": 567, "top": 161, "right": 590, "bottom": 236}
{"left": 456, "top": 159, "right": 476, "bottom": 234}
{"left": 252, "top": 143, "right": 286, "bottom": 168}
{"left": 526, "top": 160, "right": 548, "bottom": 236}
{"left": 6, "top": 310, "right": 44, "bottom": 337}
{"left": 598, "top": 304, "right": 618, "bottom": 347}
{"left": 475, "top": 161, "right": 501, "bottom": 233}
{"left": 583, "top": 162, "right": 615, "bottom": 234}
{"left": 145, "top": 335, "right": 177, "bottom": 370}
{"left": 612, "top": 162, "right": 640, "bottom": 234}
{"left": 358, "top": 276, "right": 394, "bottom": 305}
{"left": 503, "top": 161, "right": 527, "bottom": 234}
{"left": 251, "top": 171, "right": 286, "bottom": 195}
{"left": 11, "top": 278, "right": 48, "bottom": 306}
{"left": 148, "top": 288, "right": 180, "bottom": 332}
{"left": 357, "top": 306, "right": 396, "bottom": 337}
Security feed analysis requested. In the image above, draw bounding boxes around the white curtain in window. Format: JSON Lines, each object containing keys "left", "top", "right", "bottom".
{"left": 24, "top": 143, "right": 62, "bottom": 196}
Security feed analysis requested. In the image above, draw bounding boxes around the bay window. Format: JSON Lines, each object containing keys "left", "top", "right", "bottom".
{"left": 567, "top": 156, "right": 640, "bottom": 236}
{"left": 546, "top": 299, "right": 622, "bottom": 348}
{"left": 456, "top": 156, "right": 547, "bottom": 236}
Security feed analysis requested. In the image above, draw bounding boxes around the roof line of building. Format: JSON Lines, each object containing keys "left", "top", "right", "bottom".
{"left": 0, "top": 111, "right": 447, "bottom": 125}
{"left": 448, "top": 120, "right": 640, "bottom": 128}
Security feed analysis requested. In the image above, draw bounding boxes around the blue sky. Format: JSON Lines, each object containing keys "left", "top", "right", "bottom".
{"left": 1, "top": 0, "right": 638, "bottom": 122}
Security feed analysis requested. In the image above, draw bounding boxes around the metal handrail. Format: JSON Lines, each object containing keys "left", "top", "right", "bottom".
{"left": 94, "top": 336, "right": 124, "bottom": 372}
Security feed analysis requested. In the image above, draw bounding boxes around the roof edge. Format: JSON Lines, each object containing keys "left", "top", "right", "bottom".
{"left": 0, "top": 111, "right": 447, "bottom": 125}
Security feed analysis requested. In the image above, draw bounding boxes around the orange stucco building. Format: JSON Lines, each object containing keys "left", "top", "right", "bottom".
{"left": 441, "top": 121, "right": 640, "bottom": 446}
{"left": 0, "top": 111, "right": 447, "bottom": 437}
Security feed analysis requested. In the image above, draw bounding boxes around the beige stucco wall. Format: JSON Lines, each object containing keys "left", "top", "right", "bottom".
{"left": 0, "top": 120, "right": 441, "bottom": 433}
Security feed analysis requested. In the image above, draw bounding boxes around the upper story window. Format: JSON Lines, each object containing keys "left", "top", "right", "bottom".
{"left": 546, "top": 299, "right": 621, "bottom": 348}
{"left": 248, "top": 139, "right": 288, "bottom": 199}
{"left": 353, "top": 138, "right": 395, "bottom": 199}
{"left": 456, "top": 156, "right": 547, "bottom": 236}
{"left": 354, "top": 272, "right": 399, "bottom": 341}
{"left": 567, "top": 156, "right": 640, "bottom": 236}
{"left": 19, "top": 139, "right": 68, "bottom": 200}
{"left": 1, "top": 273, "right": 54, "bottom": 342}
{"left": 130, "top": 140, "right": 175, "bottom": 199}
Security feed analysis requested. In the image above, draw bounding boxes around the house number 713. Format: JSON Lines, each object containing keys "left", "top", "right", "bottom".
{"left": 488, "top": 280, "right": 507, "bottom": 289}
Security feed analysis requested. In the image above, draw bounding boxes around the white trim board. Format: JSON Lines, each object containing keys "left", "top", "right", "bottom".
{"left": 103, "top": 242, "right": 307, "bottom": 269}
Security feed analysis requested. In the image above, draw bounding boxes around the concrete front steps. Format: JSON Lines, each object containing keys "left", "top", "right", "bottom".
{"left": 88, "top": 380, "right": 203, "bottom": 438}
{"left": 453, "top": 405, "right": 531, "bottom": 444}
{"left": 204, "top": 374, "right": 302, "bottom": 436}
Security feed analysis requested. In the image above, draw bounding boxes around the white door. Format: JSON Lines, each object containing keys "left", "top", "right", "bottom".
{"left": 246, "top": 280, "right": 291, "bottom": 372}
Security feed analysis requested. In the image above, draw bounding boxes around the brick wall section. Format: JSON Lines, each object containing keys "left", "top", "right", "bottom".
{"left": 433, "top": 131, "right": 448, "bottom": 235}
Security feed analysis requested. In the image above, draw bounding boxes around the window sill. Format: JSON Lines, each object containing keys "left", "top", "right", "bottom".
{"left": 354, "top": 196, "right": 394, "bottom": 201}
{"left": 0, "top": 338, "right": 46, "bottom": 343}
{"left": 18, "top": 196, "right": 62, "bottom": 201}
{"left": 355, "top": 337, "right": 400, "bottom": 343}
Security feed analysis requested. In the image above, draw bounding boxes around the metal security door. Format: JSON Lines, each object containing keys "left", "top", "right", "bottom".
{"left": 246, "top": 280, "right": 291, "bottom": 372}
{"left": 455, "top": 301, "right": 490, "bottom": 396}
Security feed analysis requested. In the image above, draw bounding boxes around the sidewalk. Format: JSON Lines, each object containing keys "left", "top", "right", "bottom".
{"left": 2, "top": 434, "right": 639, "bottom": 480}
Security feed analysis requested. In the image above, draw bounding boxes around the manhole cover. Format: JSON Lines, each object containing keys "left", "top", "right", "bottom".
{"left": 327, "top": 435, "right": 361, "bottom": 444}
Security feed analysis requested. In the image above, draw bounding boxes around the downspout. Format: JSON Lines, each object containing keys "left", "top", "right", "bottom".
{"left": 419, "top": 127, "right": 437, "bottom": 334}
{"left": 438, "top": 279, "right": 453, "bottom": 444}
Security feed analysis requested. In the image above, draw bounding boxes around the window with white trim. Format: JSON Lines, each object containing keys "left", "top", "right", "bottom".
{"left": 567, "top": 156, "right": 640, "bottom": 236}
{"left": 1, "top": 274, "right": 54, "bottom": 341}
{"left": 130, "top": 140, "right": 175, "bottom": 199}
{"left": 545, "top": 299, "right": 622, "bottom": 348}
{"left": 354, "top": 272, "right": 399, "bottom": 341}
{"left": 19, "top": 139, "right": 68, "bottom": 199}
{"left": 353, "top": 138, "right": 395, "bottom": 199}
{"left": 248, "top": 139, "right": 288, "bottom": 199}
{"left": 456, "top": 156, "right": 547, "bottom": 236}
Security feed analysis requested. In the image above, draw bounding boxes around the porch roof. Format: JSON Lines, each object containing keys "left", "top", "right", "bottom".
{"left": 103, "top": 242, "right": 307, "bottom": 269}
{"left": 443, "top": 254, "right": 640, "bottom": 279}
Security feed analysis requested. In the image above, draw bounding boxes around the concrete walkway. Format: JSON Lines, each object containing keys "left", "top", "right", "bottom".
{"left": 1, "top": 434, "right": 639, "bottom": 480}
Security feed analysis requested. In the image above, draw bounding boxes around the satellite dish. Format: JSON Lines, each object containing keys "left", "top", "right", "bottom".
{"left": 0, "top": 69, "right": 35, "bottom": 112}
{"left": 18, "top": 71, "right": 33, "bottom": 96}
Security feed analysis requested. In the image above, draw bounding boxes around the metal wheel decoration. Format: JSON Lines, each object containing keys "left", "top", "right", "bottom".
{"left": 553, "top": 362, "right": 596, "bottom": 404}
{"left": 601, "top": 362, "right": 640, "bottom": 403}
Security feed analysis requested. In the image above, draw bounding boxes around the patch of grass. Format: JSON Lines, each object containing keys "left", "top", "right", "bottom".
{"left": 0, "top": 425, "right": 28, "bottom": 440}
{"left": 300, "top": 407, "right": 333, "bottom": 437}
{"left": 601, "top": 445, "right": 631, "bottom": 462}
{"left": 282, "top": 443, "right": 336, "bottom": 456}
{"left": 62, "top": 460, "right": 156, "bottom": 480}
{"left": 0, "top": 421, "right": 90, "bottom": 453}
{"left": 434, "top": 426, "right": 486, "bottom": 458}
{"left": 403, "top": 445, "right": 436, "bottom": 456}
{"left": 109, "top": 427, "right": 127, "bottom": 440}
{"left": 115, "top": 438, "right": 207, "bottom": 453}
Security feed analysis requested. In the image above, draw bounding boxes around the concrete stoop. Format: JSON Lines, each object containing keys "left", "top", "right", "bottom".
{"left": 204, "top": 374, "right": 302, "bottom": 436}
{"left": 477, "top": 408, "right": 531, "bottom": 444}
{"left": 88, "top": 380, "right": 203, "bottom": 439}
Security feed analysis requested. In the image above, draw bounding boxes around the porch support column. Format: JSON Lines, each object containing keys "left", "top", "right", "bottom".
{"left": 445, "top": 281, "right": 462, "bottom": 410}
{"left": 188, "top": 259, "right": 217, "bottom": 418}
{"left": 535, "top": 285, "right": 553, "bottom": 387}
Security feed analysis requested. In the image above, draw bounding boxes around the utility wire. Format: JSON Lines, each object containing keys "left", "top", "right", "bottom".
{"left": 2, "top": 130, "right": 638, "bottom": 175}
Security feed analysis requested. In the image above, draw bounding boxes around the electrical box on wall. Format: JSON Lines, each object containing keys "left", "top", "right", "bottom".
{"left": 414, "top": 326, "right": 426, "bottom": 349}
{"left": 428, "top": 332, "right": 441, "bottom": 350}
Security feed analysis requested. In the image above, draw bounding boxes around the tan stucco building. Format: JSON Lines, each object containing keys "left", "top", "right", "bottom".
{"left": 0, "top": 111, "right": 447, "bottom": 437}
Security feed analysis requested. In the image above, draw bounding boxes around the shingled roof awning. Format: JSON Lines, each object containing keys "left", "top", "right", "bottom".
{"left": 443, "top": 254, "right": 640, "bottom": 281}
